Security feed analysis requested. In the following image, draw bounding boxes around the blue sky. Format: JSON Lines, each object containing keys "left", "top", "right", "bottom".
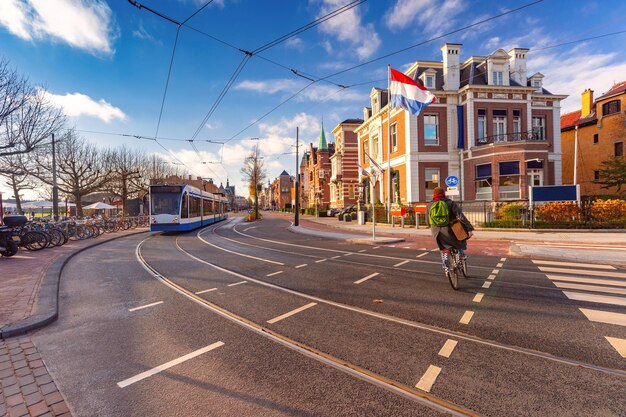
{"left": 1, "top": 0, "right": 625, "bottom": 199}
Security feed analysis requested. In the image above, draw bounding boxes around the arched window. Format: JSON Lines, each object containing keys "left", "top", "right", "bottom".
{"left": 602, "top": 100, "right": 621, "bottom": 116}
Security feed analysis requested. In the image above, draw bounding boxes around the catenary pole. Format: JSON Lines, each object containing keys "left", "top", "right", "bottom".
{"left": 573, "top": 125, "right": 579, "bottom": 185}
{"left": 51, "top": 133, "right": 59, "bottom": 221}
{"left": 387, "top": 64, "right": 392, "bottom": 222}
{"left": 295, "top": 127, "right": 300, "bottom": 226}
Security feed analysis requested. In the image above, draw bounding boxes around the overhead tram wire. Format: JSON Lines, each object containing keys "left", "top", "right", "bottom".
{"left": 75, "top": 129, "right": 225, "bottom": 144}
{"left": 529, "top": 29, "right": 626, "bottom": 52}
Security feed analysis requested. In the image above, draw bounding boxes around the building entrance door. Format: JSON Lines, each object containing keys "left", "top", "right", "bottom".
{"left": 527, "top": 170, "right": 543, "bottom": 187}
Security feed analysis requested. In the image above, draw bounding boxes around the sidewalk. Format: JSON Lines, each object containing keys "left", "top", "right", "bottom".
{"left": 0, "top": 228, "right": 148, "bottom": 417}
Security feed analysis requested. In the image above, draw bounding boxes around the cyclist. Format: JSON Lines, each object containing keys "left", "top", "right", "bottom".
{"left": 426, "top": 187, "right": 474, "bottom": 273}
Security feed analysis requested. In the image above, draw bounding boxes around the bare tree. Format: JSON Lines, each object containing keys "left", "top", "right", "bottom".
{"left": 34, "top": 131, "right": 113, "bottom": 216}
{"left": 240, "top": 144, "right": 266, "bottom": 220}
{"left": 0, "top": 154, "right": 36, "bottom": 214}
{"left": 0, "top": 59, "right": 28, "bottom": 126}
{"left": 108, "top": 146, "right": 144, "bottom": 215}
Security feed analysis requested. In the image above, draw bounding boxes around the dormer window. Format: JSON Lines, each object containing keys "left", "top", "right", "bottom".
{"left": 426, "top": 76, "right": 434, "bottom": 89}
{"left": 602, "top": 100, "right": 621, "bottom": 116}
{"left": 419, "top": 68, "right": 437, "bottom": 90}
{"left": 492, "top": 71, "right": 503, "bottom": 86}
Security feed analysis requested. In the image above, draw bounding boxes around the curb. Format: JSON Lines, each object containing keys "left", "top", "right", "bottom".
{"left": 0, "top": 230, "right": 149, "bottom": 339}
{"left": 288, "top": 224, "right": 405, "bottom": 244}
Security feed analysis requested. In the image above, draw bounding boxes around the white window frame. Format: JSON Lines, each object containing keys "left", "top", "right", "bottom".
{"left": 423, "top": 114, "right": 439, "bottom": 146}
{"left": 493, "top": 71, "right": 503, "bottom": 86}
{"left": 426, "top": 76, "right": 434, "bottom": 89}
{"left": 493, "top": 116, "right": 507, "bottom": 143}
{"left": 527, "top": 170, "right": 543, "bottom": 187}
{"left": 372, "top": 133, "right": 379, "bottom": 159}
{"left": 477, "top": 114, "right": 486, "bottom": 143}
{"left": 532, "top": 116, "right": 545, "bottom": 140}
{"left": 391, "top": 123, "right": 398, "bottom": 152}
{"left": 513, "top": 115, "right": 521, "bottom": 141}
{"left": 424, "top": 168, "right": 440, "bottom": 201}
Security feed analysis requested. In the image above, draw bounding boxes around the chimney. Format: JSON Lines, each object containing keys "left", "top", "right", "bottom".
{"left": 581, "top": 89, "right": 594, "bottom": 118}
{"left": 440, "top": 43, "right": 461, "bottom": 91}
{"left": 508, "top": 48, "right": 529, "bottom": 85}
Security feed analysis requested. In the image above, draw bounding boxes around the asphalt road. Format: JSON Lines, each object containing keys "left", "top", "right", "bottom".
{"left": 32, "top": 216, "right": 626, "bottom": 417}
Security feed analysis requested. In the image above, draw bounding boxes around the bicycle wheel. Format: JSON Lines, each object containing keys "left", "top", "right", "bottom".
{"left": 46, "top": 229, "right": 62, "bottom": 247}
{"left": 460, "top": 257, "right": 468, "bottom": 279}
{"left": 447, "top": 253, "right": 459, "bottom": 290}
{"left": 21, "top": 231, "right": 48, "bottom": 251}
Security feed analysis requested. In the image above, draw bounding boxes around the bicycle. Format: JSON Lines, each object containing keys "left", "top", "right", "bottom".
{"left": 443, "top": 248, "right": 468, "bottom": 290}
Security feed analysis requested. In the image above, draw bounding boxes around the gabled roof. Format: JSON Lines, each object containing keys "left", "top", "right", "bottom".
{"left": 280, "top": 170, "right": 289, "bottom": 176}
{"left": 341, "top": 118, "right": 364, "bottom": 124}
{"left": 560, "top": 109, "right": 597, "bottom": 131}
{"left": 596, "top": 80, "right": 626, "bottom": 101}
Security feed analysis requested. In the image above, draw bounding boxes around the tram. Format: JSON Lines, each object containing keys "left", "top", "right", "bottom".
{"left": 149, "top": 184, "right": 228, "bottom": 232}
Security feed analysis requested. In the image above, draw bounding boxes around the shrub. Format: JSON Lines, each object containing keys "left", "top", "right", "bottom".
{"left": 534, "top": 201, "right": 581, "bottom": 222}
{"left": 590, "top": 199, "right": 626, "bottom": 222}
{"left": 497, "top": 202, "right": 525, "bottom": 220}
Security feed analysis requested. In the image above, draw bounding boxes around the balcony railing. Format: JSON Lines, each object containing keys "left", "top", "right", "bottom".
{"left": 476, "top": 130, "right": 547, "bottom": 146}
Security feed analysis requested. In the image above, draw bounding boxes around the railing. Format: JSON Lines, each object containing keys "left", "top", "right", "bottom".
{"left": 476, "top": 130, "right": 546, "bottom": 146}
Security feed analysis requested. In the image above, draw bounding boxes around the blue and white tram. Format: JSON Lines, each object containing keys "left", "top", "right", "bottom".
{"left": 149, "top": 184, "right": 228, "bottom": 232}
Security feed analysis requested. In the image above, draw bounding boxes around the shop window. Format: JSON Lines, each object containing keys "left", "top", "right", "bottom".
{"left": 475, "top": 164, "right": 492, "bottom": 200}
{"left": 424, "top": 168, "right": 439, "bottom": 201}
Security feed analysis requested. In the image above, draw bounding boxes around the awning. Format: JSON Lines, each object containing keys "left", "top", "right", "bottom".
{"left": 526, "top": 160, "right": 543, "bottom": 169}
{"left": 499, "top": 161, "right": 520, "bottom": 175}
{"left": 475, "top": 164, "right": 492, "bottom": 180}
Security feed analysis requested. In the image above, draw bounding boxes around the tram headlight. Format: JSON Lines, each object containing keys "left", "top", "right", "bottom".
{"left": 173, "top": 217, "right": 178, "bottom": 223}
{"left": 151, "top": 217, "right": 156, "bottom": 223}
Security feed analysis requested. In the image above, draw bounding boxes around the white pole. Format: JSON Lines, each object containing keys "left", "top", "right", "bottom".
{"left": 573, "top": 125, "right": 579, "bottom": 185}
{"left": 387, "top": 64, "right": 392, "bottom": 222}
{"left": 371, "top": 176, "right": 376, "bottom": 241}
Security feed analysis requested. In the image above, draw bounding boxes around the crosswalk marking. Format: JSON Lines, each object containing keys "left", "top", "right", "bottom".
{"left": 538, "top": 267, "right": 626, "bottom": 279}
{"left": 579, "top": 308, "right": 626, "bottom": 327}
{"left": 532, "top": 260, "right": 616, "bottom": 270}
{"left": 553, "top": 282, "right": 626, "bottom": 296}
{"left": 563, "top": 291, "right": 626, "bottom": 307}
{"left": 546, "top": 274, "right": 626, "bottom": 288}
{"left": 604, "top": 337, "right": 626, "bottom": 358}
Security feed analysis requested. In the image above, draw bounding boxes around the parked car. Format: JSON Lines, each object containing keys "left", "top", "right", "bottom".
{"left": 337, "top": 205, "right": 356, "bottom": 220}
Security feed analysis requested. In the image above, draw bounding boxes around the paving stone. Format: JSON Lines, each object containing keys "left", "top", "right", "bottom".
{"left": 9, "top": 354, "right": 25, "bottom": 363}
{"left": 8, "top": 349, "right": 21, "bottom": 357}
{"left": 19, "top": 343, "right": 34, "bottom": 350}
{"left": 39, "top": 383, "right": 57, "bottom": 396}
{"left": 3, "top": 383, "right": 21, "bottom": 397}
{"left": 17, "top": 375, "right": 35, "bottom": 387}
{"left": 28, "top": 400, "right": 49, "bottom": 417}
{"left": 29, "top": 360, "right": 44, "bottom": 369}
{"left": 50, "top": 401, "right": 69, "bottom": 416}
{"left": 0, "top": 403, "right": 5, "bottom": 415}
{"left": 5, "top": 393, "right": 23, "bottom": 407}
{"left": 0, "top": 361, "right": 12, "bottom": 371}
{"left": 23, "top": 348, "right": 37, "bottom": 356}
{"left": 0, "top": 354, "right": 9, "bottom": 363}
{"left": 12, "top": 361, "right": 27, "bottom": 371}
{"left": 2, "top": 376, "right": 17, "bottom": 388}
{"left": 27, "top": 353, "right": 42, "bottom": 361}
{"left": 24, "top": 391, "right": 44, "bottom": 407}
{"left": 35, "top": 375, "right": 52, "bottom": 386}
{"left": 40, "top": 413, "right": 54, "bottom": 417}
{"left": 21, "top": 382, "right": 38, "bottom": 396}
{"left": 43, "top": 391, "right": 63, "bottom": 406}
{"left": 8, "top": 403, "right": 28, "bottom": 417}
{"left": 0, "top": 368, "right": 14, "bottom": 379}
{"left": 14, "top": 367, "right": 31, "bottom": 378}
{"left": 32, "top": 367, "right": 48, "bottom": 377}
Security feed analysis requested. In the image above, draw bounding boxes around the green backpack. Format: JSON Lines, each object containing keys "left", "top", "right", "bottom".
{"left": 429, "top": 200, "right": 450, "bottom": 227}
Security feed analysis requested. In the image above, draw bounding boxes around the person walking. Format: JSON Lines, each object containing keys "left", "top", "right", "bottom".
{"left": 427, "top": 187, "right": 474, "bottom": 273}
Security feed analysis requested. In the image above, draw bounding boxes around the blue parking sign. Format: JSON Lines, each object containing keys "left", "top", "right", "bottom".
{"left": 445, "top": 175, "right": 459, "bottom": 187}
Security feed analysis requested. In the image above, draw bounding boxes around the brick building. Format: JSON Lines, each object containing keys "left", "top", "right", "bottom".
{"left": 357, "top": 43, "right": 566, "bottom": 204}
{"left": 329, "top": 119, "right": 363, "bottom": 209}
{"left": 270, "top": 170, "right": 294, "bottom": 209}
{"left": 561, "top": 82, "right": 626, "bottom": 196}
{"left": 306, "top": 124, "right": 334, "bottom": 210}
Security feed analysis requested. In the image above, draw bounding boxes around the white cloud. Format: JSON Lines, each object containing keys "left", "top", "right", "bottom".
{"left": 315, "top": 0, "right": 381, "bottom": 60}
{"left": 484, "top": 36, "right": 501, "bottom": 50}
{"left": 384, "top": 0, "right": 465, "bottom": 36}
{"left": 235, "top": 78, "right": 366, "bottom": 102}
{"left": 132, "top": 22, "right": 161, "bottom": 45}
{"left": 0, "top": 0, "right": 117, "bottom": 55}
{"left": 41, "top": 89, "right": 126, "bottom": 123}
{"left": 321, "top": 40, "right": 333, "bottom": 54}
{"left": 285, "top": 37, "right": 305, "bottom": 51}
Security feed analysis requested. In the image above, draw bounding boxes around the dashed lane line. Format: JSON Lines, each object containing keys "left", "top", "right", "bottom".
{"left": 197, "top": 230, "right": 285, "bottom": 266}
{"left": 315, "top": 259, "right": 327, "bottom": 263}
{"left": 415, "top": 365, "right": 441, "bottom": 393}
{"left": 394, "top": 260, "right": 410, "bottom": 267}
{"left": 605, "top": 337, "right": 626, "bottom": 358}
{"left": 459, "top": 311, "right": 474, "bottom": 325}
{"left": 491, "top": 269, "right": 500, "bottom": 275}
{"left": 373, "top": 246, "right": 380, "bottom": 249}
{"left": 117, "top": 341, "right": 224, "bottom": 388}
{"left": 195, "top": 288, "right": 217, "bottom": 295}
{"left": 472, "top": 293, "right": 484, "bottom": 303}
{"left": 358, "top": 249, "right": 367, "bottom": 253}
{"left": 553, "top": 282, "right": 626, "bottom": 296}
{"left": 496, "top": 263, "right": 503, "bottom": 268}
{"left": 228, "top": 281, "right": 247, "bottom": 287}
{"left": 128, "top": 301, "right": 163, "bottom": 312}
{"left": 532, "top": 260, "right": 616, "bottom": 270}
{"left": 546, "top": 274, "right": 626, "bottom": 288}
{"left": 295, "top": 264, "right": 308, "bottom": 269}
{"left": 579, "top": 308, "right": 626, "bottom": 327}
{"left": 563, "top": 292, "right": 626, "bottom": 307}
{"left": 438, "top": 340, "right": 458, "bottom": 358}
{"left": 266, "top": 271, "right": 284, "bottom": 277}
{"left": 482, "top": 281, "right": 492, "bottom": 289}
{"left": 500, "top": 257, "right": 507, "bottom": 262}
{"left": 354, "top": 272, "right": 380, "bottom": 284}
{"left": 267, "top": 302, "right": 317, "bottom": 324}
{"left": 416, "top": 252, "right": 428, "bottom": 258}
{"left": 538, "top": 267, "right": 626, "bottom": 279}
{"left": 487, "top": 274, "right": 496, "bottom": 281}
{"left": 331, "top": 255, "right": 342, "bottom": 259}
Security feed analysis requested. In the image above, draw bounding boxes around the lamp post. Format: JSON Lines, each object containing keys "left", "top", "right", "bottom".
{"left": 294, "top": 127, "right": 300, "bottom": 226}
{"left": 52, "top": 133, "right": 59, "bottom": 221}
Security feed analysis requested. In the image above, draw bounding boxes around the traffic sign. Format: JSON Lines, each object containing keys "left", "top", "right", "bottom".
{"left": 445, "top": 175, "right": 459, "bottom": 187}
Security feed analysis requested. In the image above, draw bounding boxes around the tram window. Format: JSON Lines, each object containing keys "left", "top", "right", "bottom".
{"left": 151, "top": 192, "right": 181, "bottom": 215}
{"left": 189, "top": 196, "right": 201, "bottom": 218}
{"left": 181, "top": 192, "right": 189, "bottom": 218}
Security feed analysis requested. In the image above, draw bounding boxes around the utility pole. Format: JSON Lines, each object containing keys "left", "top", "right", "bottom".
{"left": 294, "top": 127, "right": 300, "bottom": 226}
{"left": 573, "top": 125, "right": 579, "bottom": 185}
{"left": 51, "top": 133, "right": 59, "bottom": 221}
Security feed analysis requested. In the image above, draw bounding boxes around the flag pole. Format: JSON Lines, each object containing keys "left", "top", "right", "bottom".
{"left": 372, "top": 174, "right": 376, "bottom": 241}
{"left": 387, "top": 64, "right": 392, "bottom": 223}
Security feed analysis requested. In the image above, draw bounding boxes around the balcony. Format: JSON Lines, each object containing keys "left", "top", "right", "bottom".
{"left": 476, "top": 130, "right": 547, "bottom": 146}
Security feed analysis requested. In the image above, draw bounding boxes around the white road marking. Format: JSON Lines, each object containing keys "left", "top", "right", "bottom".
{"left": 533, "top": 260, "right": 616, "bottom": 270}
{"left": 197, "top": 232, "right": 285, "bottom": 265}
{"left": 492, "top": 269, "right": 499, "bottom": 275}
{"left": 195, "top": 288, "right": 217, "bottom": 295}
{"left": 315, "top": 259, "right": 327, "bottom": 263}
{"left": 243, "top": 227, "right": 257, "bottom": 232}
{"left": 354, "top": 272, "right": 380, "bottom": 284}
{"left": 343, "top": 253, "right": 352, "bottom": 257}
{"left": 482, "top": 281, "right": 492, "bottom": 289}
{"left": 228, "top": 281, "right": 247, "bottom": 287}
{"left": 394, "top": 260, "right": 410, "bottom": 267}
{"left": 373, "top": 246, "right": 380, "bottom": 249}
{"left": 438, "top": 339, "right": 458, "bottom": 358}
{"left": 563, "top": 291, "right": 626, "bottom": 307}
{"left": 128, "top": 301, "right": 163, "bottom": 312}
{"left": 295, "top": 264, "right": 307, "bottom": 269}
{"left": 605, "top": 337, "right": 626, "bottom": 358}
{"left": 459, "top": 311, "right": 474, "bottom": 325}
{"left": 547, "top": 274, "right": 626, "bottom": 288}
{"left": 267, "top": 302, "right": 317, "bottom": 324}
{"left": 266, "top": 271, "right": 284, "bottom": 277}
{"left": 358, "top": 249, "right": 367, "bottom": 253}
{"left": 538, "top": 267, "right": 626, "bottom": 279}
{"left": 389, "top": 245, "right": 396, "bottom": 248}
{"left": 331, "top": 255, "right": 342, "bottom": 259}
{"left": 579, "top": 308, "right": 626, "bottom": 327}
{"left": 419, "top": 248, "right": 428, "bottom": 251}
{"left": 415, "top": 365, "right": 441, "bottom": 392}
{"left": 430, "top": 248, "right": 439, "bottom": 252}
{"left": 416, "top": 252, "right": 428, "bottom": 258}
{"left": 404, "top": 246, "right": 411, "bottom": 249}
{"left": 553, "top": 282, "right": 626, "bottom": 296}
{"left": 117, "top": 341, "right": 224, "bottom": 388}
{"left": 473, "top": 293, "right": 484, "bottom": 303}
{"left": 496, "top": 263, "right": 503, "bottom": 268}
{"left": 487, "top": 274, "right": 496, "bottom": 280}
{"left": 500, "top": 258, "right": 507, "bottom": 262}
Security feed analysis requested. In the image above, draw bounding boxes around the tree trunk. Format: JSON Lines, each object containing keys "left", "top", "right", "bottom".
{"left": 12, "top": 178, "right": 22, "bottom": 215}
{"left": 74, "top": 192, "right": 83, "bottom": 217}
{"left": 122, "top": 178, "right": 128, "bottom": 216}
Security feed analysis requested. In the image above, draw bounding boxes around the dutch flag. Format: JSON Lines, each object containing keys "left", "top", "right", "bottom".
{"left": 389, "top": 67, "right": 436, "bottom": 116}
